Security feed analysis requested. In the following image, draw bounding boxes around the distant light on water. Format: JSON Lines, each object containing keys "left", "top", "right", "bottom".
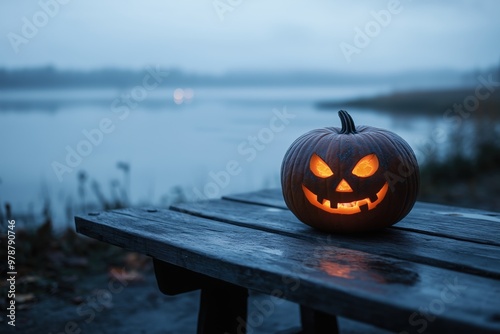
{"left": 173, "top": 88, "right": 194, "bottom": 105}
{"left": 173, "top": 88, "right": 184, "bottom": 104}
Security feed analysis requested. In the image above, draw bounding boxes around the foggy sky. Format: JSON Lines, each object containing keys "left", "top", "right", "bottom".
{"left": 1, "top": 0, "right": 499, "bottom": 74}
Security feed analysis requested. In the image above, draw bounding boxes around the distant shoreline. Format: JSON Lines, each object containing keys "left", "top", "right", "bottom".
{"left": 317, "top": 87, "right": 500, "bottom": 115}
{"left": 0, "top": 66, "right": 486, "bottom": 89}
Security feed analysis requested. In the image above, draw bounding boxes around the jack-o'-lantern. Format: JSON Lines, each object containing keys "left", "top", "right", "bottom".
{"left": 281, "top": 110, "right": 419, "bottom": 233}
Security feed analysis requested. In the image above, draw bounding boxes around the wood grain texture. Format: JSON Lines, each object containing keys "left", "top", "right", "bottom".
{"left": 75, "top": 208, "right": 500, "bottom": 334}
{"left": 223, "top": 188, "right": 500, "bottom": 246}
{"left": 171, "top": 199, "right": 500, "bottom": 279}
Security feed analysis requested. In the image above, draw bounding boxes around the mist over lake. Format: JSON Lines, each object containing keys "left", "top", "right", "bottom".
{"left": 0, "top": 82, "right": 469, "bottom": 227}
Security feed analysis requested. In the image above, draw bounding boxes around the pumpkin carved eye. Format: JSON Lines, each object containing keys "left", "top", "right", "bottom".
{"left": 310, "top": 153, "right": 334, "bottom": 178}
{"left": 352, "top": 154, "right": 379, "bottom": 177}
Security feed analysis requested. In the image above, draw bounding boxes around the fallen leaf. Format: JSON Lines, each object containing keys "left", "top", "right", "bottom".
{"left": 124, "top": 252, "right": 149, "bottom": 269}
{"left": 16, "top": 293, "right": 36, "bottom": 304}
{"left": 108, "top": 267, "right": 144, "bottom": 283}
{"left": 18, "top": 276, "right": 41, "bottom": 284}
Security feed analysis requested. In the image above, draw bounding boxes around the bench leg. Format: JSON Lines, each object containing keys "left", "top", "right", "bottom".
{"left": 197, "top": 282, "right": 248, "bottom": 334}
{"left": 153, "top": 258, "right": 205, "bottom": 295}
{"left": 153, "top": 259, "right": 248, "bottom": 333}
{"left": 300, "top": 305, "right": 339, "bottom": 334}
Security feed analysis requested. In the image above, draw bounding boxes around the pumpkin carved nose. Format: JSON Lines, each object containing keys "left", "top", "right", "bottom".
{"left": 336, "top": 179, "right": 353, "bottom": 192}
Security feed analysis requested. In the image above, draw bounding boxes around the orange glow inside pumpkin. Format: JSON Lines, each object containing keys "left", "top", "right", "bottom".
{"left": 310, "top": 153, "right": 334, "bottom": 178}
{"left": 302, "top": 183, "right": 388, "bottom": 214}
{"left": 352, "top": 154, "right": 379, "bottom": 177}
{"left": 303, "top": 153, "right": 388, "bottom": 215}
{"left": 336, "top": 179, "right": 353, "bottom": 192}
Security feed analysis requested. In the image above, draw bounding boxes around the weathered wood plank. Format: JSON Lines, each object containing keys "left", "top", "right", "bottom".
{"left": 223, "top": 188, "right": 288, "bottom": 208}
{"left": 171, "top": 199, "right": 500, "bottom": 279}
{"left": 75, "top": 208, "right": 500, "bottom": 334}
{"left": 223, "top": 188, "right": 500, "bottom": 246}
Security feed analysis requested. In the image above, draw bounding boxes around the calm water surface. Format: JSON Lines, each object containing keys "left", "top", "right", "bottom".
{"left": 0, "top": 86, "right": 446, "bottom": 227}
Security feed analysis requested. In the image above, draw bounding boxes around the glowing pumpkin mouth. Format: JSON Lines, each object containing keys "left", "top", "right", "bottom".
{"left": 302, "top": 182, "right": 389, "bottom": 215}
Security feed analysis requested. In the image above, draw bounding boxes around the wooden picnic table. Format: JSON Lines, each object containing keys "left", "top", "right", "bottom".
{"left": 75, "top": 188, "right": 500, "bottom": 334}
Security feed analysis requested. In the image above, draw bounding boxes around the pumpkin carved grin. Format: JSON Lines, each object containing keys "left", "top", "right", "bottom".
{"left": 302, "top": 182, "right": 389, "bottom": 215}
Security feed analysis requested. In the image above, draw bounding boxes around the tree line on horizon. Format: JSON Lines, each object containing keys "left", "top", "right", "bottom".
{"left": 0, "top": 65, "right": 493, "bottom": 89}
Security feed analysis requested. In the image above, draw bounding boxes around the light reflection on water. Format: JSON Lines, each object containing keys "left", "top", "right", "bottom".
{"left": 0, "top": 86, "right": 447, "bottom": 227}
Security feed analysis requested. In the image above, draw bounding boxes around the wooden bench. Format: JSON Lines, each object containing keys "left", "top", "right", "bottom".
{"left": 75, "top": 188, "right": 500, "bottom": 334}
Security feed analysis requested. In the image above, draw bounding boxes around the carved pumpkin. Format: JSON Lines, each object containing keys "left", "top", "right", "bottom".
{"left": 281, "top": 110, "right": 419, "bottom": 233}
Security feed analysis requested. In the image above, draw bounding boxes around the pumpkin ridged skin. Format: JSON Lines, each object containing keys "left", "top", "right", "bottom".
{"left": 281, "top": 110, "right": 419, "bottom": 233}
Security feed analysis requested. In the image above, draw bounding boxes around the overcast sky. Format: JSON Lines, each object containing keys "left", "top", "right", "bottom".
{"left": 1, "top": 0, "right": 499, "bottom": 74}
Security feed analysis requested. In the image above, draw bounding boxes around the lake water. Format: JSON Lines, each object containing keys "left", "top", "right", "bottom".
{"left": 0, "top": 86, "right": 447, "bottom": 227}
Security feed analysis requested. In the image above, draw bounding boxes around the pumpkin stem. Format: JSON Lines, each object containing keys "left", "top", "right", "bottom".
{"left": 339, "top": 110, "right": 357, "bottom": 134}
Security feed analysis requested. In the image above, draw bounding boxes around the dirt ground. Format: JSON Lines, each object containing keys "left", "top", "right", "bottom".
{"left": 2, "top": 268, "right": 291, "bottom": 334}
{"left": 2, "top": 264, "right": 389, "bottom": 334}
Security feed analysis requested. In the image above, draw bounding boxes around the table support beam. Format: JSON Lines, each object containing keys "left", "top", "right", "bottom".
{"left": 300, "top": 305, "right": 339, "bottom": 334}
{"left": 197, "top": 282, "right": 248, "bottom": 334}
